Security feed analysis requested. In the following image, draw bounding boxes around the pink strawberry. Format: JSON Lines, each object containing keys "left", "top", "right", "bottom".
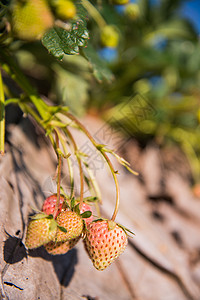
{"left": 55, "top": 210, "right": 83, "bottom": 242}
{"left": 44, "top": 237, "right": 80, "bottom": 255}
{"left": 25, "top": 214, "right": 57, "bottom": 249}
{"left": 80, "top": 202, "right": 93, "bottom": 227}
{"left": 84, "top": 220, "right": 128, "bottom": 270}
{"left": 42, "top": 194, "right": 65, "bottom": 217}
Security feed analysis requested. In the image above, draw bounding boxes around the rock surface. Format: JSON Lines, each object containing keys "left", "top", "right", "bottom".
{"left": 0, "top": 116, "right": 200, "bottom": 300}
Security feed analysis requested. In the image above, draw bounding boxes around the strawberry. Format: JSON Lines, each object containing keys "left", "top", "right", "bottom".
{"left": 80, "top": 202, "right": 93, "bottom": 227}
{"left": 42, "top": 194, "right": 65, "bottom": 217}
{"left": 44, "top": 237, "right": 80, "bottom": 255}
{"left": 100, "top": 25, "right": 119, "bottom": 48}
{"left": 55, "top": 210, "right": 83, "bottom": 242}
{"left": 54, "top": 0, "right": 76, "bottom": 20}
{"left": 25, "top": 214, "right": 57, "bottom": 249}
{"left": 11, "top": 0, "right": 54, "bottom": 41}
{"left": 84, "top": 220, "right": 128, "bottom": 271}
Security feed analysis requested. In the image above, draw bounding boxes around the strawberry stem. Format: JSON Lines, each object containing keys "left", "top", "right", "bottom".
{"left": 81, "top": 0, "right": 107, "bottom": 29}
{"left": 100, "top": 151, "right": 120, "bottom": 222}
{"left": 55, "top": 129, "right": 75, "bottom": 199}
{"left": 64, "top": 127, "right": 84, "bottom": 210}
{"left": 53, "top": 129, "right": 62, "bottom": 219}
{"left": 63, "top": 112, "right": 120, "bottom": 221}
{"left": 0, "top": 70, "right": 5, "bottom": 155}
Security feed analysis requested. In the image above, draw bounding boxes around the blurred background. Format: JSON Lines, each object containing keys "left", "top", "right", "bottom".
{"left": 6, "top": 0, "right": 200, "bottom": 189}
{"left": 1, "top": 0, "right": 200, "bottom": 299}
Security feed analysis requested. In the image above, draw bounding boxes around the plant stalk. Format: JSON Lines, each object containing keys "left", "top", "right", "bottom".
{"left": 53, "top": 129, "right": 62, "bottom": 219}
{"left": 0, "top": 69, "right": 5, "bottom": 155}
{"left": 82, "top": 0, "right": 107, "bottom": 28}
{"left": 64, "top": 127, "right": 84, "bottom": 210}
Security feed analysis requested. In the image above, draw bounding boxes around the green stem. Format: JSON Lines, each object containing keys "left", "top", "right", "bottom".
{"left": 5, "top": 98, "right": 21, "bottom": 106}
{"left": 81, "top": 0, "right": 106, "bottom": 28}
{"left": 19, "top": 103, "right": 43, "bottom": 125}
{"left": 0, "top": 69, "right": 5, "bottom": 155}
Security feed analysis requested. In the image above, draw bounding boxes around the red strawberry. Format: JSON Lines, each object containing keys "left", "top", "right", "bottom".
{"left": 42, "top": 194, "right": 65, "bottom": 217}
{"left": 44, "top": 237, "right": 80, "bottom": 255}
{"left": 56, "top": 210, "right": 83, "bottom": 242}
{"left": 80, "top": 202, "right": 93, "bottom": 227}
{"left": 84, "top": 220, "right": 128, "bottom": 270}
{"left": 25, "top": 214, "right": 57, "bottom": 249}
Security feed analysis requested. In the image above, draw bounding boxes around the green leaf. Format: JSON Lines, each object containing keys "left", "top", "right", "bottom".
{"left": 74, "top": 203, "right": 80, "bottom": 215}
{"left": 82, "top": 43, "right": 114, "bottom": 82}
{"left": 53, "top": 65, "right": 89, "bottom": 115}
{"left": 117, "top": 223, "right": 135, "bottom": 236}
{"left": 70, "top": 197, "right": 76, "bottom": 209}
{"left": 41, "top": 2, "right": 89, "bottom": 60}
{"left": 58, "top": 225, "right": 67, "bottom": 233}
{"left": 83, "top": 196, "right": 98, "bottom": 202}
{"left": 30, "top": 213, "right": 49, "bottom": 220}
{"left": 81, "top": 211, "right": 92, "bottom": 218}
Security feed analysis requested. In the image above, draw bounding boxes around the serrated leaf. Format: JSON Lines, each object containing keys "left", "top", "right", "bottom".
{"left": 82, "top": 43, "right": 114, "bottom": 82}
{"left": 41, "top": 3, "right": 89, "bottom": 60}
{"left": 81, "top": 211, "right": 92, "bottom": 218}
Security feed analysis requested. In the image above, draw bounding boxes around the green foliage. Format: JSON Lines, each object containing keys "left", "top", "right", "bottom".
{"left": 83, "top": 44, "right": 114, "bottom": 82}
{"left": 42, "top": 19, "right": 89, "bottom": 59}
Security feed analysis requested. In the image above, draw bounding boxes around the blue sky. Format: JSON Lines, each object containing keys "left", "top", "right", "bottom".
{"left": 180, "top": 0, "right": 200, "bottom": 34}
{"left": 150, "top": 0, "right": 200, "bottom": 34}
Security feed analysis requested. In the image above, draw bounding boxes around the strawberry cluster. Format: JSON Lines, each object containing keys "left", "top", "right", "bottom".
{"left": 25, "top": 194, "right": 129, "bottom": 271}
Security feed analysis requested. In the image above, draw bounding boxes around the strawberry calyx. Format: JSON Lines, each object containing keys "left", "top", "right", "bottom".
{"left": 30, "top": 212, "right": 51, "bottom": 220}
{"left": 57, "top": 225, "right": 67, "bottom": 233}
{"left": 89, "top": 217, "right": 135, "bottom": 236}
{"left": 80, "top": 210, "right": 92, "bottom": 219}
{"left": 30, "top": 212, "right": 59, "bottom": 231}
{"left": 117, "top": 223, "right": 135, "bottom": 237}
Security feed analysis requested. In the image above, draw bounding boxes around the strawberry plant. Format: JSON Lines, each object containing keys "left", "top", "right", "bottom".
{"left": 0, "top": 0, "right": 136, "bottom": 269}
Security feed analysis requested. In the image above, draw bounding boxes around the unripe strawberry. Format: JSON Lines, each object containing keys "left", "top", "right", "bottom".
{"left": 55, "top": 210, "right": 83, "bottom": 242}
{"left": 54, "top": 0, "right": 76, "bottom": 20}
{"left": 11, "top": 0, "right": 54, "bottom": 41}
{"left": 44, "top": 236, "right": 80, "bottom": 255}
{"left": 100, "top": 26, "right": 119, "bottom": 48}
{"left": 25, "top": 214, "right": 57, "bottom": 249}
{"left": 42, "top": 194, "right": 65, "bottom": 217}
{"left": 125, "top": 3, "right": 140, "bottom": 20}
{"left": 84, "top": 220, "right": 128, "bottom": 270}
